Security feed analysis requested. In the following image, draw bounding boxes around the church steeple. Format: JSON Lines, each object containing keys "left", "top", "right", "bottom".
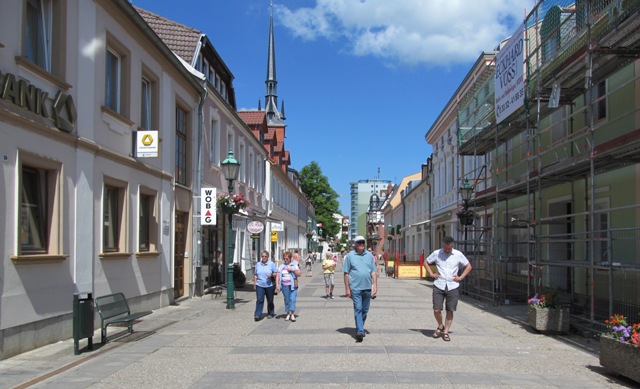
{"left": 264, "top": 1, "right": 285, "bottom": 125}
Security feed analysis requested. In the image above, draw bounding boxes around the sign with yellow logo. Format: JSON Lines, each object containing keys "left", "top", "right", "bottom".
{"left": 271, "top": 231, "right": 278, "bottom": 242}
{"left": 136, "top": 130, "right": 159, "bottom": 157}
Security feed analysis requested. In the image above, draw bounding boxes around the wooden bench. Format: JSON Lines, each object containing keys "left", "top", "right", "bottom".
{"left": 95, "top": 293, "right": 152, "bottom": 344}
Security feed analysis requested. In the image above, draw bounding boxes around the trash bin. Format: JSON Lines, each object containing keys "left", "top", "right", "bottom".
{"left": 73, "top": 292, "right": 94, "bottom": 355}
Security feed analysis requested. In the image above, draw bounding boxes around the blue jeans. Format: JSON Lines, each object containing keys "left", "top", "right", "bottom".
{"left": 350, "top": 289, "right": 371, "bottom": 334}
{"left": 255, "top": 285, "right": 275, "bottom": 317}
{"left": 281, "top": 285, "right": 298, "bottom": 312}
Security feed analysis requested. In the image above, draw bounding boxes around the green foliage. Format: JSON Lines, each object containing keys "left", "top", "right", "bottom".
{"left": 299, "top": 161, "right": 341, "bottom": 239}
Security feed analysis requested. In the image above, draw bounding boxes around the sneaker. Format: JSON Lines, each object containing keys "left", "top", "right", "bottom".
{"left": 330, "top": 294, "right": 334, "bottom": 299}
{"left": 285, "top": 314, "right": 290, "bottom": 321}
{"left": 355, "top": 333, "right": 364, "bottom": 342}
{"left": 325, "top": 294, "right": 330, "bottom": 299}
{"left": 268, "top": 314, "right": 275, "bottom": 319}
{"left": 290, "top": 315, "right": 296, "bottom": 322}
{"left": 254, "top": 316, "right": 260, "bottom": 321}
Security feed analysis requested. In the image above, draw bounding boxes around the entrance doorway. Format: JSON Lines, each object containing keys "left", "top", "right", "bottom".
{"left": 174, "top": 212, "right": 187, "bottom": 298}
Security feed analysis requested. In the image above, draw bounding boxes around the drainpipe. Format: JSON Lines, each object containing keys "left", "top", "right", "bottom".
{"left": 193, "top": 80, "right": 208, "bottom": 297}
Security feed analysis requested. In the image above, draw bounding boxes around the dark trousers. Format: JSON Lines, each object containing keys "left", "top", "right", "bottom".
{"left": 255, "top": 285, "right": 275, "bottom": 317}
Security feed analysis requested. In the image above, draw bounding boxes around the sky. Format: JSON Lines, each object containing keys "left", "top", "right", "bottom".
{"left": 131, "top": 0, "right": 534, "bottom": 214}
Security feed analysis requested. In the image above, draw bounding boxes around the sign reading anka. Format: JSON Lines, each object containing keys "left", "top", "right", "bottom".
{"left": 201, "top": 188, "right": 216, "bottom": 225}
{"left": 136, "top": 130, "right": 159, "bottom": 157}
{"left": 495, "top": 23, "right": 525, "bottom": 124}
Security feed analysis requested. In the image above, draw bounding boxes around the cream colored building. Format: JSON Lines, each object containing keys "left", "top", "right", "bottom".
{"left": 0, "top": 0, "right": 208, "bottom": 359}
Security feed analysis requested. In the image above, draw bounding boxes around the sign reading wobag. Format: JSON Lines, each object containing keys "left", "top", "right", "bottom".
{"left": 201, "top": 188, "right": 216, "bottom": 225}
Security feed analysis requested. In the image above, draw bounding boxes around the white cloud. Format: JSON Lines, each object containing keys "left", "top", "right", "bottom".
{"left": 275, "top": 0, "right": 535, "bottom": 66}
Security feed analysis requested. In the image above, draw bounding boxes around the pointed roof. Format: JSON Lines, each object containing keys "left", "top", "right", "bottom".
{"left": 135, "top": 7, "right": 201, "bottom": 64}
{"left": 264, "top": 4, "right": 285, "bottom": 125}
{"left": 237, "top": 110, "right": 266, "bottom": 125}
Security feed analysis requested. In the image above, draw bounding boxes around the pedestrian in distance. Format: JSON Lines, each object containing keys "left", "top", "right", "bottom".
{"left": 276, "top": 251, "right": 301, "bottom": 321}
{"left": 343, "top": 236, "right": 377, "bottom": 342}
{"left": 253, "top": 250, "right": 277, "bottom": 321}
{"left": 292, "top": 249, "right": 300, "bottom": 267}
{"left": 305, "top": 252, "right": 313, "bottom": 277}
{"left": 424, "top": 236, "right": 472, "bottom": 342}
{"left": 322, "top": 251, "right": 336, "bottom": 299}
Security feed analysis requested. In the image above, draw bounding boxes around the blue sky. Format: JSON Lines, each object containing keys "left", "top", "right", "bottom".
{"left": 132, "top": 0, "right": 533, "bottom": 214}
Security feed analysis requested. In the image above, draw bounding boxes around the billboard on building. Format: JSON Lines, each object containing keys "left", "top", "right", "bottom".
{"left": 495, "top": 23, "right": 525, "bottom": 124}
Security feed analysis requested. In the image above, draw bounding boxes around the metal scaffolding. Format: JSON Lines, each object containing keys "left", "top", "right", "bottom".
{"left": 457, "top": 0, "right": 640, "bottom": 331}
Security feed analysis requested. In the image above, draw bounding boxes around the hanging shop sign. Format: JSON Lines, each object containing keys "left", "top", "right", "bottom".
{"left": 135, "top": 130, "right": 159, "bottom": 157}
{"left": 271, "top": 231, "right": 278, "bottom": 242}
{"left": 201, "top": 188, "right": 216, "bottom": 225}
{"left": 0, "top": 68, "right": 76, "bottom": 133}
{"left": 247, "top": 221, "right": 264, "bottom": 234}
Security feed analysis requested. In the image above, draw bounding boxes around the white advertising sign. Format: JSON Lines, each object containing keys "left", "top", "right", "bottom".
{"left": 201, "top": 188, "right": 216, "bottom": 225}
{"left": 495, "top": 23, "right": 525, "bottom": 124}
{"left": 136, "top": 130, "right": 159, "bottom": 157}
{"left": 271, "top": 221, "right": 284, "bottom": 232}
{"left": 247, "top": 221, "right": 264, "bottom": 234}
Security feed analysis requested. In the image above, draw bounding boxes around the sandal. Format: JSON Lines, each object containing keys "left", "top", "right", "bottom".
{"left": 442, "top": 333, "right": 451, "bottom": 342}
{"left": 433, "top": 325, "right": 444, "bottom": 338}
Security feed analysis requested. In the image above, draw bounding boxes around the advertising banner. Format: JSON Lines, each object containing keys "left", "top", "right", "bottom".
{"left": 495, "top": 23, "right": 525, "bottom": 124}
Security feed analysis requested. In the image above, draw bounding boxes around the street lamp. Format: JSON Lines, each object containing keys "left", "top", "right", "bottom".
{"left": 458, "top": 178, "right": 475, "bottom": 256}
{"left": 221, "top": 149, "right": 240, "bottom": 309}
{"left": 458, "top": 178, "right": 474, "bottom": 210}
{"left": 306, "top": 217, "right": 313, "bottom": 253}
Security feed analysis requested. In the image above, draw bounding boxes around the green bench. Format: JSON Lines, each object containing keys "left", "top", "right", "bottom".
{"left": 95, "top": 292, "right": 152, "bottom": 343}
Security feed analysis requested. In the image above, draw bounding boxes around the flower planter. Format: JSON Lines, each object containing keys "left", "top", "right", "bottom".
{"left": 599, "top": 335, "right": 640, "bottom": 383}
{"left": 528, "top": 307, "right": 570, "bottom": 333}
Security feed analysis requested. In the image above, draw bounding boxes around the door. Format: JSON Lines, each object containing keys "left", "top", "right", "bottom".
{"left": 174, "top": 212, "right": 186, "bottom": 298}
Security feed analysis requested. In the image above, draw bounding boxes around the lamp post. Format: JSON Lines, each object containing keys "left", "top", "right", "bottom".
{"left": 458, "top": 178, "right": 475, "bottom": 255}
{"left": 221, "top": 149, "right": 240, "bottom": 309}
{"left": 306, "top": 217, "right": 313, "bottom": 254}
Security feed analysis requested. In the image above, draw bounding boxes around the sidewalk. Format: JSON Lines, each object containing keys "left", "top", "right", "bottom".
{"left": 0, "top": 262, "right": 634, "bottom": 388}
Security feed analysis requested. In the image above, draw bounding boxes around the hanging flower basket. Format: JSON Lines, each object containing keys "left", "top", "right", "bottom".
{"left": 456, "top": 209, "right": 475, "bottom": 226}
{"left": 217, "top": 193, "right": 250, "bottom": 215}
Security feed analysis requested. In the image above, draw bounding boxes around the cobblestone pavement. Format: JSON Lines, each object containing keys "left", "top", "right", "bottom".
{"left": 1, "top": 262, "right": 636, "bottom": 388}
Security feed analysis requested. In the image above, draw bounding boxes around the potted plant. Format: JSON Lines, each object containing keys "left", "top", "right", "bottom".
{"left": 217, "top": 193, "right": 250, "bottom": 214}
{"left": 527, "top": 292, "right": 570, "bottom": 333}
{"left": 599, "top": 314, "right": 640, "bottom": 383}
{"left": 233, "top": 263, "right": 246, "bottom": 288}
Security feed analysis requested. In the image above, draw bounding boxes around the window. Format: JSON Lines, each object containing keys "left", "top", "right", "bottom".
{"left": 139, "top": 191, "right": 157, "bottom": 252}
{"left": 139, "top": 194, "right": 150, "bottom": 251}
{"left": 103, "top": 186, "right": 119, "bottom": 252}
{"left": 175, "top": 105, "right": 188, "bottom": 185}
{"left": 141, "top": 77, "right": 151, "bottom": 130}
{"left": 25, "top": 0, "right": 51, "bottom": 71}
{"left": 18, "top": 156, "right": 61, "bottom": 257}
{"left": 594, "top": 80, "right": 607, "bottom": 121}
{"left": 106, "top": 48, "right": 120, "bottom": 112}
{"left": 103, "top": 181, "right": 127, "bottom": 254}
{"left": 20, "top": 166, "right": 48, "bottom": 253}
{"left": 550, "top": 108, "right": 566, "bottom": 143}
{"left": 209, "top": 115, "right": 220, "bottom": 164}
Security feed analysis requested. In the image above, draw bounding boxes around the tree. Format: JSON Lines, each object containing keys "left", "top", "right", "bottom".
{"left": 299, "top": 161, "right": 340, "bottom": 240}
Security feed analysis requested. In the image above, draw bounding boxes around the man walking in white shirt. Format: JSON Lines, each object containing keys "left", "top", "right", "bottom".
{"left": 424, "top": 236, "right": 472, "bottom": 342}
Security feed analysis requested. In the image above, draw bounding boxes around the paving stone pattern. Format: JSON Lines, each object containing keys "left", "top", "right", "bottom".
{"left": 0, "top": 262, "right": 635, "bottom": 388}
